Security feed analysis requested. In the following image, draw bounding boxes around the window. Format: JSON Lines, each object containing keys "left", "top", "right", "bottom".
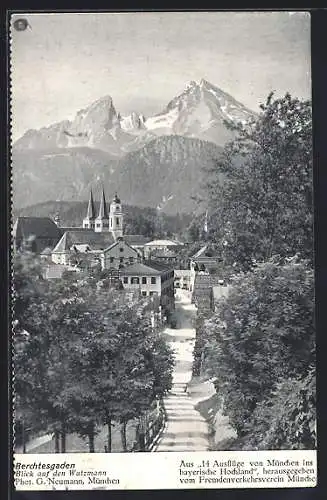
{"left": 110, "top": 219, "right": 112, "bottom": 227}
{"left": 120, "top": 257, "right": 124, "bottom": 263}
{"left": 110, "top": 257, "right": 114, "bottom": 263}
{"left": 141, "top": 291, "right": 147, "bottom": 296}
{"left": 116, "top": 218, "right": 120, "bottom": 226}
{"left": 142, "top": 277, "right": 147, "bottom": 284}
{"left": 131, "top": 277, "right": 140, "bottom": 284}
{"left": 149, "top": 291, "right": 154, "bottom": 296}
{"left": 129, "top": 257, "right": 134, "bottom": 264}
{"left": 151, "top": 277, "right": 156, "bottom": 284}
{"left": 123, "top": 277, "right": 128, "bottom": 284}
{"left": 96, "top": 223, "right": 101, "bottom": 228}
{"left": 119, "top": 247, "right": 124, "bottom": 252}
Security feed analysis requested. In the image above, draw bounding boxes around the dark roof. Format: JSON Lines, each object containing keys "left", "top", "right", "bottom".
{"left": 192, "top": 273, "right": 222, "bottom": 301}
{"left": 124, "top": 234, "right": 151, "bottom": 245}
{"left": 120, "top": 260, "right": 173, "bottom": 276}
{"left": 97, "top": 188, "right": 109, "bottom": 220}
{"left": 13, "top": 217, "right": 62, "bottom": 240}
{"left": 144, "top": 260, "right": 174, "bottom": 272}
{"left": 85, "top": 190, "right": 96, "bottom": 219}
{"left": 102, "top": 239, "right": 139, "bottom": 254}
{"left": 52, "top": 230, "right": 115, "bottom": 253}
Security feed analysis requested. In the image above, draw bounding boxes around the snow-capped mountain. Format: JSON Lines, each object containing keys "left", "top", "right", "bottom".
{"left": 12, "top": 80, "right": 257, "bottom": 212}
{"left": 14, "top": 79, "right": 256, "bottom": 154}
{"left": 145, "top": 79, "right": 255, "bottom": 146}
{"left": 14, "top": 96, "right": 148, "bottom": 156}
{"left": 119, "top": 111, "right": 146, "bottom": 133}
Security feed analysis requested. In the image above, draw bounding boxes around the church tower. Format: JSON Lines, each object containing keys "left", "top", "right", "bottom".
{"left": 95, "top": 187, "right": 110, "bottom": 232}
{"left": 83, "top": 190, "right": 96, "bottom": 229}
{"left": 109, "top": 193, "right": 123, "bottom": 240}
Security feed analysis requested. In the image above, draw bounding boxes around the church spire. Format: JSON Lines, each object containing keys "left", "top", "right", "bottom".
{"left": 98, "top": 187, "right": 109, "bottom": 219}
{"left": 94, "top": 187, "right": 110, "bottom": 232}
{"left": 86, "top": 189, "right": 96, "bottom": 219}
{"left": 83, "top": 189, "right": 96, "bottom": 229}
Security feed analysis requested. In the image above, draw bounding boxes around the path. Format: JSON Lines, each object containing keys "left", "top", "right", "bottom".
{"left": 153, "top": 289, "right": 211, "bottom": 452}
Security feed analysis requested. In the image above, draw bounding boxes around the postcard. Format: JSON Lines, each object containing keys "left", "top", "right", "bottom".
{"left": 10, "top": 10, "right": 316, "bottom": 490}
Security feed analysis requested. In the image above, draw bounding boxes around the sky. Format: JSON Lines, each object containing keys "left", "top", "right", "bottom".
{"left": 11, "top": 11, "right": 311, "bottom": 140}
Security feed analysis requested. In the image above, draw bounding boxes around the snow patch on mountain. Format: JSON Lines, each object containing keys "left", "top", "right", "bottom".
{"left": 14, "top": 79, "right": 257, "bottom": 154}
{"left": 145, "top": 108, "right": 180, "bottom": 131}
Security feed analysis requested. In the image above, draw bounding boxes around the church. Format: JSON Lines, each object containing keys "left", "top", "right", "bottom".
{"left": 50, "top": 189, "right": 175, "bottom": 313}
{"left": 50, "top": 189, "right": 150, "bottom": 270}
{"left": 13, "top": 189, "right": 176, "bottom": 315}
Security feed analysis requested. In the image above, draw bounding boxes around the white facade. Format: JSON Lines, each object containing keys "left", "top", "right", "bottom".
{"left": 122, "top": 275, "right": 162, "bottom": 297}
{"left": 120, "top": 265, "right": 175, "bottom": 313}
{"left": 109, "top": 198, "right": 123, "bottom": 239}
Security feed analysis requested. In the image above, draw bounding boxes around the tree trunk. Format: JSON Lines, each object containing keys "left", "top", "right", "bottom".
{"left": 54, "top": 431, "right": 60, "bottom": 453}
{"left": 22, "top": 420, "right": 26, "bottom": 454}
{"left": 60, "top": 423, "right": 66, "bottom": 453}
{"left": 107, "top": 418, "right": 112, "bottom": 453}
{"left": 88, "top": 430, "right": 95, "bottom": 453}
{"left": 120, "top": 421, "right": 127, "bottom": 452}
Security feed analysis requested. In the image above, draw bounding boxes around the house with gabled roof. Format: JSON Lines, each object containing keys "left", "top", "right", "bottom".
{"left": 51, "top": 230, "right": 115, "bottom": 266}
{"left": 14, "top": 191, "right": 170, "bottom": 283}
{"left": 100, "top": 238, "right": 142, "bottom": 270}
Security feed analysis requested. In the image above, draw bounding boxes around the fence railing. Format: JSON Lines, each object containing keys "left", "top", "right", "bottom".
{"left": 131, "top": 401, "right": 167, "bottom": 452}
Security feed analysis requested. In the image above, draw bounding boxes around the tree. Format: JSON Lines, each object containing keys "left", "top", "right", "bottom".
{"left": 13, "top": 253, "right": 175, "bottom": 452}
{"left": 206, "top": 93, "right": 313, "bottom": 271}
{"left": 201, "top": 258, "right": 315, "bottom": 448}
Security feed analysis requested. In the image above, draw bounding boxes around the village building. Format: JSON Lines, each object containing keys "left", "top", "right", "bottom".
{"left": 191, "top": 273, "right": 224, "bottom": 315}
{"left": 52, "top": 191, "right": 152, "bottom": 268}
{"left": 13, "top": 190, "right": 151, "bottom": 264}
{"left": 143, "top": 239, "right": 184, "bottom": 259}
{"left": 149, "top": 248, "right": 179, "bottom": 266}
{"left": 119, "top": 261, "right": 175, "bottom": 315}
{"left": 12, "top": 217, "right": 62, "bottom": 253}
{"left": 100, "top": 239, "right": 142, "bottom": 270}
{"left": 123, "top": 234, "right": 152, "bottom": 253}
{"left": 190, "top": 244, "right": 222, "bottom": 274}
{"left": 174, "top": 269, "right": 193, "bottom": 291}
{"left": 51, "top": 230, "right": 114, "bottom": 266}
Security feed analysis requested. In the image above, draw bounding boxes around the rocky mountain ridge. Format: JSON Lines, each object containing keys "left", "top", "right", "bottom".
{"left": 14, "top": 79, "right": 256, "bottom": 155}
{"left": 13, "top": 79, "right": 255, "bottom": 213}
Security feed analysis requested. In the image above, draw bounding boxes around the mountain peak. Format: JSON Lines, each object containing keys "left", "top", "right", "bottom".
{"left": 14, "top": 79, "right": 256, "bottom": 154}
{"left": 185, "top": 80, "right": 198, "bottom": 90}
{"left": 199, "top": 78, "right": 210, "bottom": 87}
